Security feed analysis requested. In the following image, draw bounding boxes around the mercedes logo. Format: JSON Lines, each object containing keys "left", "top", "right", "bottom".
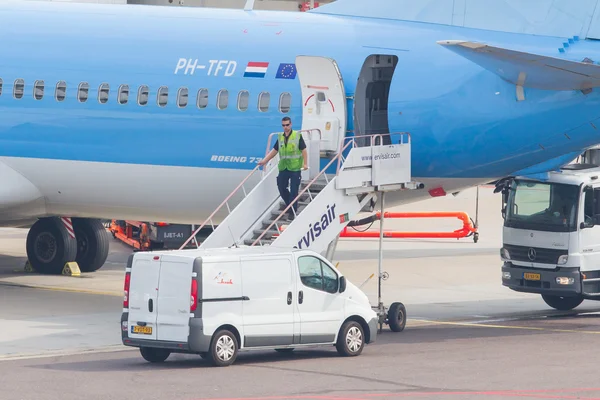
{"left": 528, "top": 248, "right": 536, "bottom": 261}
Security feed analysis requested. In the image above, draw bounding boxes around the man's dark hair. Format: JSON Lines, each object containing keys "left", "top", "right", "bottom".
{"left": 282, "top": 116, "right": 291, "bottom": 123}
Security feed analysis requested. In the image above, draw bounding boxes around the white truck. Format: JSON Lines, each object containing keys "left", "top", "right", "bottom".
{"left": 498, "top": 163, "right": 600, "bottom": 310}
{"left": 121, "top": 246, "right": 378, "bottom": 367}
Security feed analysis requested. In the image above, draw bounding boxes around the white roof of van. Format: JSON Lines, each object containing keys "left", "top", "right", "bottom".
{"left": 138, "top": 245, "right": 307, "bottom": 261}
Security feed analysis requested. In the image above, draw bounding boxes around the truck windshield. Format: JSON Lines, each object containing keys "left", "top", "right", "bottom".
{"left": 505, "top": 179, "right": 579, "bottom": 232}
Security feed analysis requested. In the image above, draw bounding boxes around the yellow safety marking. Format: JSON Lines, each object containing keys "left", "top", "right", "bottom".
{"left": 23, "top": 260, "right": 35, "bottom": 273}
{"left": 410, "top": 318, "right": 600, "bottom": 334}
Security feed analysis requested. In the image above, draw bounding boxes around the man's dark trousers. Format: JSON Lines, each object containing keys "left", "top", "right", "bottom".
{"left": 277, "top": 169, "right": 301, "bottom": 219}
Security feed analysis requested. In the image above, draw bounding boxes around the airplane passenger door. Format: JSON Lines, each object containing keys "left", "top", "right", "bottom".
{"left": 295, "top": 56, "right": 348, "bottom": 162}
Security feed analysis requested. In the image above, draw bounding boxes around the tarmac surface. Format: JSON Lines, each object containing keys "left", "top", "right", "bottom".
{"left": 3, "top": 186, "right": 600, "bottom": 399}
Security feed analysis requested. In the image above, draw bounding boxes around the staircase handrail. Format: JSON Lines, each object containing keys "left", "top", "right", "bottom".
{"left": 178, "top": 128, "right": 324, "bottom": 250}
{"left": 250, "top": 138, "right": 354, "bottom": 247}
{"left": 178, "top": 163, "right": 263, "bottom": 249}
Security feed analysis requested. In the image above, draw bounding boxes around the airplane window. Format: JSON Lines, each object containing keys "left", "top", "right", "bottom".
{"left": 55, "top": 81, "right": 67, "bottom": 102}
{"left": 138, "top": 85, "right": 149, "bottom": 106}
{"left": 98, "top": 83, "right": 109, "bottom": 104}
{"left": 177, "top": 87, "right": 188, "bottom": 108}
{"left": 33, "top": 80, "right": 44, "bottom": 100}
{"left": 78, "top": 82, "right": 89, "bottom": 103}
{"left": 13, "top": 79, "right": 24, "bottom": 99}
{"left": 197, "top": 88, "right": 208, "bottom": 109}
{"left": 237, "top": 90, "right": 249, "bottom": 111}
{"left": 258, "top": 91, "right": 270, "bottom": 112}
{"left": 157, "top": 86, "right": 168, "bottom": 107}
{"left": 118, "top": 84, "right": 129, "bottom": 105}
{"left": 279, "top": 92, "right": 291, "bottom": 113}
{"left": 0, "top": 78, "right": 3, "bottom": 96}
{"left": 217, "top": 89, "right": 228, "bottom": 110}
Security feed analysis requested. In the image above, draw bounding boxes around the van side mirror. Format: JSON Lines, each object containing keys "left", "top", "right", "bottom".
{"left": 339, "top": 276, "right": 346, "bottom": 293}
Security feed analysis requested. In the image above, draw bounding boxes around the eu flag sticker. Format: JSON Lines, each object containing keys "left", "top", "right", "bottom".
{"left": 275, "top": 63, "right": 297, "bottom": 79}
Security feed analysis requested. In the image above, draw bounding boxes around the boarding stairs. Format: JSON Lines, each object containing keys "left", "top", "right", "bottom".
{"left": 179, "top": 130, "right": 421, "bottom": 255}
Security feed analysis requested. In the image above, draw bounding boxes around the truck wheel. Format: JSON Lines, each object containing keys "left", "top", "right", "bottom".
{"left": 208, "top": 329, "right": 238, "bottom": 367}
{"left": 336, "top": 320, "right": 365, "bottom": 357}
{"left": 387, "top": 302, "right": 407, "bottom": 332}
{"left": 139, "top": 347, "right": 170, "bottom": 363}
{"left": 541, "top": 294, "right": 584, "bottom": 311}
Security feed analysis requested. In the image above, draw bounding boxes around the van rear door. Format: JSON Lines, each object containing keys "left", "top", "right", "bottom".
{"left": 127, "top": 253, "right": 160, "bottom": 341}
{"left": 156, "top": 254, "right": 194, "bottom": 343}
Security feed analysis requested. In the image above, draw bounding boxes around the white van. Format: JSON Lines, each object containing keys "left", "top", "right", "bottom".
{"left": 121, "top": 246, "right": 378, "bottom": 367}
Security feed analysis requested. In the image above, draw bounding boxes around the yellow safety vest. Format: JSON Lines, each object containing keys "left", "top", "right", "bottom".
{"left": 278, "top": 130, "right": 303, "bottom": 172}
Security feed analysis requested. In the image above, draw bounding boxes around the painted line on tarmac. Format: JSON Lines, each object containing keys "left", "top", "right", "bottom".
{"left": 0, "top": 345, "right": 136, "bottom": 361}
{"left": 0, "top": 280, "right": 122, "bottom": 297}
{"left": 190, "top": 387, "right": 600, "bottom": 400}
{"left": 410, "top": 319, "right": 600, "bottom": 334}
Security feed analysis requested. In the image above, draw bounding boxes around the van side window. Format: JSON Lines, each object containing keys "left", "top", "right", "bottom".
{"left": 55, "top": 81, "right": 67, "bottom": 102}
{"left": 14, "top": 79, "right": 24, "bottom": 99}
{"left": 298, "top": 256, "right": 338, "bottom": 294}
{"left": 34, "top": 80, "right": 44, "bottom": 100}
{"left": 78, "top": 82, "right": 89, "bottom": 102}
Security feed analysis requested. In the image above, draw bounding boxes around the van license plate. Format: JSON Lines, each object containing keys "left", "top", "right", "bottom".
{"left": 523, "top": 273, "right": 541, "bottom": 281}
{"left": 131, "top": 326, "right": 152, "bottom": 335}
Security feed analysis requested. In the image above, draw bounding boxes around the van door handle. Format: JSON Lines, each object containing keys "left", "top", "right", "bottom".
{"left": 287, "top": 291, "right": 292, "bottom": 305}
{"left": 148, "top": 299, "right": 153, "bottom": 312}
{"left": 298, "top": 290, "right": 303, "bottom": 304}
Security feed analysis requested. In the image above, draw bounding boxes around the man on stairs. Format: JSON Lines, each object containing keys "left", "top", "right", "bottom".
{"left": 258, "top": 116, "right": 308, "bottom": 221}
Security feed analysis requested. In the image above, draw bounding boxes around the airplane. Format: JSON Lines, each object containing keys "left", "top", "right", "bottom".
{"left": 2, "top": 0, "right": 600, "bottom": 277}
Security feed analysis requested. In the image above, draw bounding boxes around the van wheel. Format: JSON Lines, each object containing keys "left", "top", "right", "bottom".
{"left": 387, "top": 302, "right": 407, "bottom": 332}
{"left": 209, "top": 329, "right": 238, "bottom": 367}
{"left": 139, "top": 347, "right": 170, "bottom": 363}
{"left": 336, "top": 321, "right": 365, "bottom": 357}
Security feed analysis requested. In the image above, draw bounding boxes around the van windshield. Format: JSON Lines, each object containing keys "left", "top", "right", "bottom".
{"left": 505, "top": 179, "right": 579, "bottom": 232}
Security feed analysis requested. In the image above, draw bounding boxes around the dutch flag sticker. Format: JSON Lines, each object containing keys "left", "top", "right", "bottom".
{"left": 243, "top": 61, "right": 269, "bottom": 78}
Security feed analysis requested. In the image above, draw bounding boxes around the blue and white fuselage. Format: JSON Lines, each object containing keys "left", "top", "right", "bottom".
{"left": 2, "top": 0, "right": 600, "bottom": 227}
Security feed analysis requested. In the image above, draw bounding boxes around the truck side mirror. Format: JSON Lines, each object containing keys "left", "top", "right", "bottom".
{"left": 339, "top": 276, "right": 347, "bottom": 293}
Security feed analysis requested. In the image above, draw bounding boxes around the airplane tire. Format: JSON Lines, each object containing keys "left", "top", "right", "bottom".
{"left": 26, "top": 217, "right": 77, "bottom": 275}
{"left": 72, "top": 218, "right": 110, "bottom": 273}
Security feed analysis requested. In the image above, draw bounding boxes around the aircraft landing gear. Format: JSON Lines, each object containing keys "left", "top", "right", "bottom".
{"left": 26, "top": 217, "right": 109, "bottom": 274}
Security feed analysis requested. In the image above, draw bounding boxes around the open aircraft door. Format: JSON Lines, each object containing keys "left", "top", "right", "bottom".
{"left": 296, "top": 56, "right": 347, "bottom": 158}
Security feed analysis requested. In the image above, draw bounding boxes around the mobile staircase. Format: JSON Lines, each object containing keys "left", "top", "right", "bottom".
{"left": 177, "top": 129, "right": 424, "bottom": 333}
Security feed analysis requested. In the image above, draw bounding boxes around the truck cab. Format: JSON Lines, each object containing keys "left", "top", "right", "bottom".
{"left": 499, "top": 164, "right": 600, "bottom": 310}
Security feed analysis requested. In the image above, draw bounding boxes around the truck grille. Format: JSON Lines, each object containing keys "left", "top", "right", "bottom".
{"left": 504, "top": 244, "right": 567, "bottom": 265}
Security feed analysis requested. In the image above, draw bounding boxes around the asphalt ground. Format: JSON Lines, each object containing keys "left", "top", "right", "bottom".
{"left": 2, "top": 187, "right": 600, "bottom": 399}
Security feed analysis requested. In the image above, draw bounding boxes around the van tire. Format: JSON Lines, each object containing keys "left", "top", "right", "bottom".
{"left": 139, "top": 347, "right": 170, "bottom": 363}
{"left": 387, "top": 302, "right": 406, "bottom": 332}
{"left": 209, "top": 329, "right": 238, "bottom": 367}
{"left": 336, "top": 320, "right": 365, "bottom": 357}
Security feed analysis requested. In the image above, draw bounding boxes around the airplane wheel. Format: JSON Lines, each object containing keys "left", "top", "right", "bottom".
{"left": 72, "top": 218, "right": 109, "bottom": 273}
{"left": 26, "top": 217, "right": 77, "bottom": 275}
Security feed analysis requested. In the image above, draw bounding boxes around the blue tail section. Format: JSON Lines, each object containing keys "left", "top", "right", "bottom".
{"left": 312, "top": 0, "right": 600, "bottom": 40}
